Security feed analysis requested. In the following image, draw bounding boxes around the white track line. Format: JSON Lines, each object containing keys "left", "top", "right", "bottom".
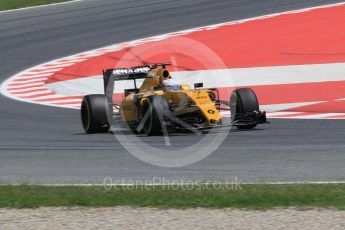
{"left": 260, "top": 102, "right": 325, "bottom": 112}
{"left": 7, "top": 83, "right": 44, "bottom": 89}
{"left": 11, "top": 78, "right": 48, "bottom": 84}
{"left": 34, "top": 63, "right": 74, "bottom": 70}
{"left": 24, "top": 68, "right": 63, "bottom": 74}
{"left": 19, "top": 73, "right": 54, "bottom": 79}
{"left": 40, "top": 99, "right": 82, "bottom": 104}
{"left": 2, "top": 181, "right": 345, "bottom": 186}
{"left": 30, "top": 94, "right": 68, "bottom": 100}
{"left": 11, "top": 90, "right": 53, "bottom": 97}
{"left": 56, "top": 58, "right": 87, "bottom": 63}
{"left": 287, "top": 113, "right": 344, "bottom": 119}
{"left": 9, "top": 87, "right": 48, "bottom": 93}
{"left": 45, "top": 63, "right": 345, "bottom": 95}
{"left": 266, "top": 112, "right": 304, "bottom": 117}
{"left": 0, "top": 0, "right": 83, "bottom": 14}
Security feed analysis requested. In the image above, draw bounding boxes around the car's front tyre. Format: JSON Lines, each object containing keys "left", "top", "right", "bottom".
{"left": 230, "top": 88, "right": 259, "bottom": 130}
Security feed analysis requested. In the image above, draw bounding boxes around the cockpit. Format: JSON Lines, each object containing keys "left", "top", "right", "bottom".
{"left": 162, "top": 78, "right": 181, "bottom": 91}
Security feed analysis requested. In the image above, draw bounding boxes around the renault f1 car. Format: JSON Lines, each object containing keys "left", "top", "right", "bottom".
{"left": 81, "top": 63, "right": 268, "bottom": 135}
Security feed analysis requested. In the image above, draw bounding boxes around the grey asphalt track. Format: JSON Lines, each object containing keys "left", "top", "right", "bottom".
{"left": 0, "top": 0, "right": 345, "bottom": 184}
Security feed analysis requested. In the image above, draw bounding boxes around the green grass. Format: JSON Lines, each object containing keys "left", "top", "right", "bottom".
{"left": 0, "top": 0, "right": 70, "bottom": 11}
{"left": 1, "top": 184, "right": 345, "bottom": 209}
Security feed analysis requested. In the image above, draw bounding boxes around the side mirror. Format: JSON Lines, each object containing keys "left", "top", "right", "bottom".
{"left": 194, "top": 83, "right": 203, "bottom": 89}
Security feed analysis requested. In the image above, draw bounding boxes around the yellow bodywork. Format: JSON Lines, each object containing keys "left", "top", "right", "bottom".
{"left": 119, "top": 69, "right": 222, "bottom": 126}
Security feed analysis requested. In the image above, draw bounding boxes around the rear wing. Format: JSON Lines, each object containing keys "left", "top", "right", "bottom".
{"left": 102, "top": 66, "right": 152, "bottom": 105}
{"left": 102, "top": 63, "right": 171, "bottom": 105}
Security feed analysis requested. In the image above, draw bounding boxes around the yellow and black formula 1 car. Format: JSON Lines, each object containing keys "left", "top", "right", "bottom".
{"left": 81, "top": 63, "right": 268, "bottom": 135}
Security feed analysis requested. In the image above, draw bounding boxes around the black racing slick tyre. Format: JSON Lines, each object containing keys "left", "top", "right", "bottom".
{"left": 81, "top": 94, "right": 110, "bottom": 133}
{"left": 141, "top": 96, "right": 170, "bottom": 136}
{"left": 230, "top": 88, "right": 259, "bottom": 130}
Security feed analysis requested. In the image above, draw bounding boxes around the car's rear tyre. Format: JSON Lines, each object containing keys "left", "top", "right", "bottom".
{"left": 81, "top": 94, "right": 110, "bottom": 133}
{"left": 230, "top": 88, "right": 259, "bottom": 130}
{"left": 141, "top": 96, "right": 170, "bottom": 136}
